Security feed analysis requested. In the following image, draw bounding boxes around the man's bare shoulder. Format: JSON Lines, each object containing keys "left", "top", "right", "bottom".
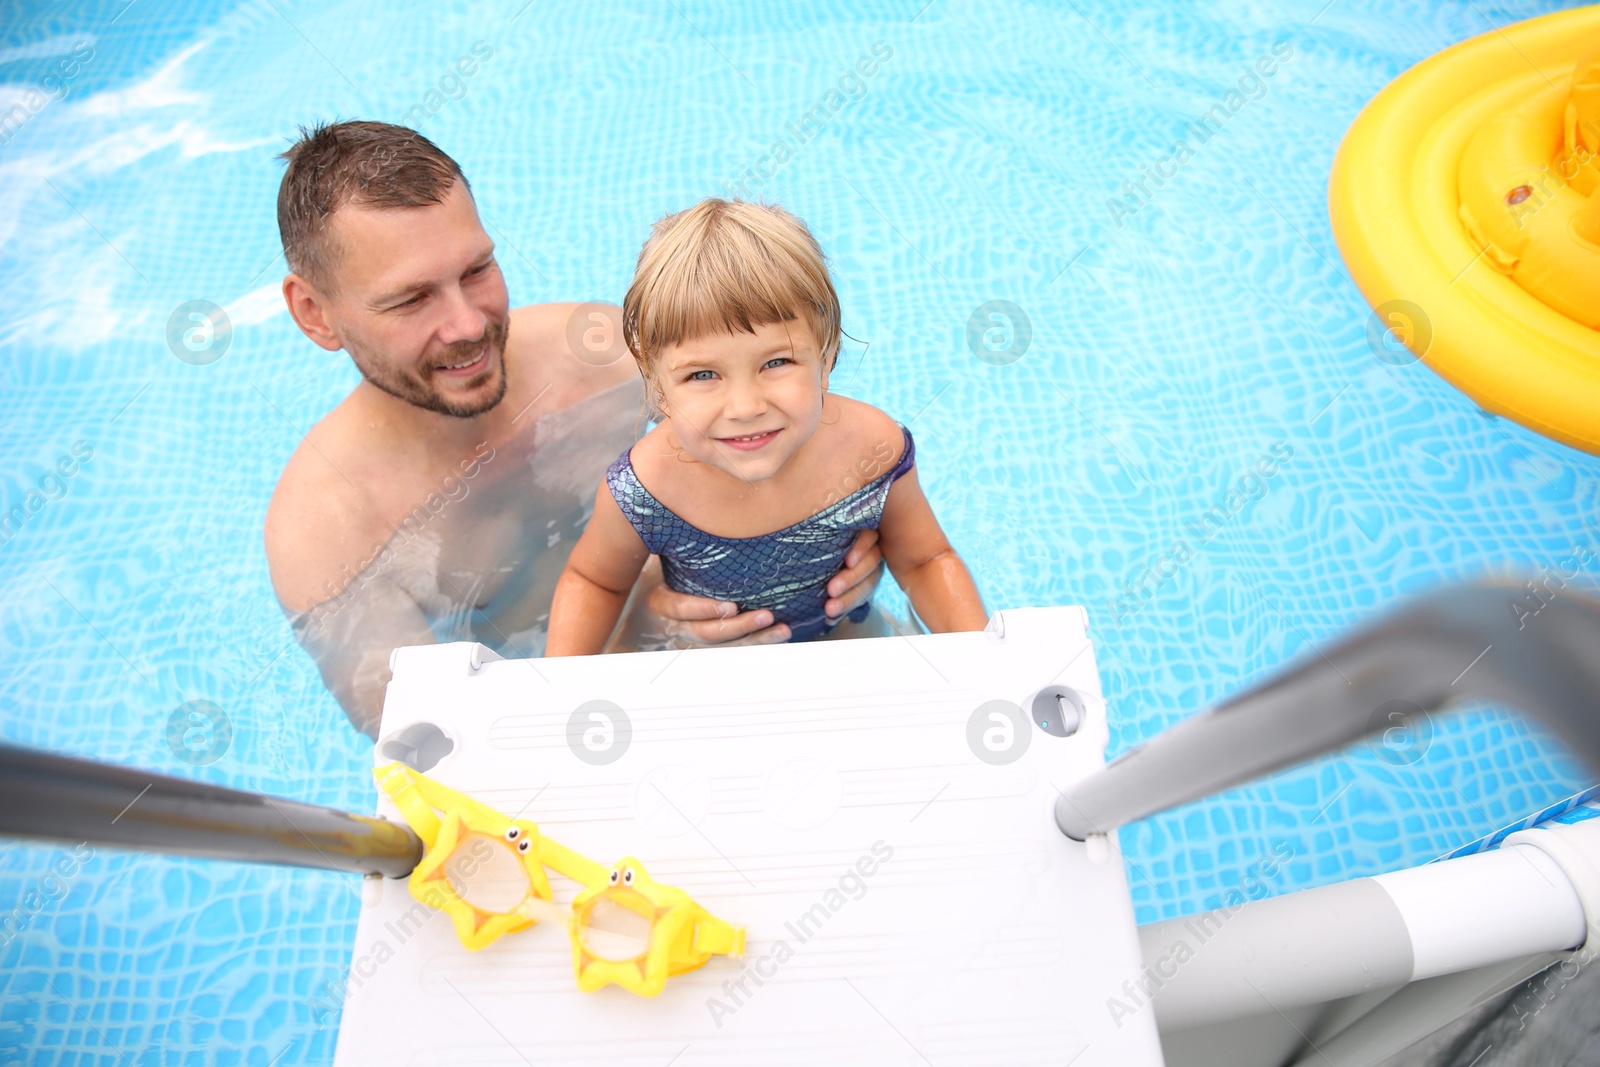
{"left": 507, "top": 301, "right": 576, "bottom": 348}
{"left": 263, "top": 412, "right": 389, "bottom": 614}
{"left": 508, "top": 302, "right": 637, "bottom": 394}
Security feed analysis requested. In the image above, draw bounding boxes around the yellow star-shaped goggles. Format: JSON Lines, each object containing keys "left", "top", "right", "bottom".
{"left": 375, "top": 762, "right": 555, "bottom": 950}
{"left": 374, "top": 763, "right": 744, "bottom": 996}
{"left": 571, "top": 856, "right": 746, "bottom": 995}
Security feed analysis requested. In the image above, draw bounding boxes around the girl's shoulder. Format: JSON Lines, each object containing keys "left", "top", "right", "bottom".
{"left": 823, "top": 395, "right": 909, "bottom": 469}
{"left": 620, "top": 421, "right": 675, "bottom": 486}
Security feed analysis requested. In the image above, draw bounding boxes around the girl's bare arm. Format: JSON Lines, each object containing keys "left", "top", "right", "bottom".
{"left": 876, "top": 468, "right": 988, "bottom": 632}
{"left": 547, "top": 483, "right": 652, "bottom": 656}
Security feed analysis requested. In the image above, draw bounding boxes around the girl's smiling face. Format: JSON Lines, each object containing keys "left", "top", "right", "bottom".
{"left": 652, "top": 315, "right": 830, "bottom": 484}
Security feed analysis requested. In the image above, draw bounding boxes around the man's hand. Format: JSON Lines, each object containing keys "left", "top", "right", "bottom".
{"left": 822, "top": 528, "right": 884, "bottom": 621}
{"left": 648, "top": 590, "right": 790, "bottom": 647}
{"left": 641, "top": 551, "right": 790, "bottom": 647}
{"left": 635, "top": 530, "right": 886, "bottom": 649}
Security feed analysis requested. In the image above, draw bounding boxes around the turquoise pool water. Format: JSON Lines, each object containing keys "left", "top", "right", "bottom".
{"left": 2, "top": 0, "right": 1596, "bottom": 1060}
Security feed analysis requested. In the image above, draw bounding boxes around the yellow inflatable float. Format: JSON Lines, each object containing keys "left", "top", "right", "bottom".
{"left": 1330, "top": 5, "right": 1600, "bottom": 455}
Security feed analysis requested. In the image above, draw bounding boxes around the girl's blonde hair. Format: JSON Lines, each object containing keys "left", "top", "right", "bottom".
{"left": 622, "top": 199, "right": 842, "bottom": 390}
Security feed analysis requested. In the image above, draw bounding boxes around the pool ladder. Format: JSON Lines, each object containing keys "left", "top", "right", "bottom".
{"left": 2, "top": 579, "right": 1597, "bottom": 1066}
{"left": 1051, "top": 579, "right": 1600, "bottom": 1067}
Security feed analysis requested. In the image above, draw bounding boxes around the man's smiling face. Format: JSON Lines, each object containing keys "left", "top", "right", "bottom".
{"left": 320, "top": 179, "right": 511, "bottom": 418}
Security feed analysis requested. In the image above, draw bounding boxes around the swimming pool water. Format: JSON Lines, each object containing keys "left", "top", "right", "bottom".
{"left": 2, "top": 0, "right": 1596, "bottom": 1061}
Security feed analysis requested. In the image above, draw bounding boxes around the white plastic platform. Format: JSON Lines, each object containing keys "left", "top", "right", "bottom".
{"left": 334, "top": 607, "right": 1164, "bottom": 1066}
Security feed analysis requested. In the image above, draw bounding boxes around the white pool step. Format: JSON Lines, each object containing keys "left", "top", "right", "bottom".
{"left": 333, "top": 607, "right": 1165, "bottom": 1066}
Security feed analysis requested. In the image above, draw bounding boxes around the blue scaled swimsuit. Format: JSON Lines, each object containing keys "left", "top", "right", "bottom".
{"left": 606, "top": 425, "right": 916, "bottom": 642}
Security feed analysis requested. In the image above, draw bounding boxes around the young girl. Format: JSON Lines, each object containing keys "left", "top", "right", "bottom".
{"left": 545, "top": 199, "right": 987, "bottom": 655}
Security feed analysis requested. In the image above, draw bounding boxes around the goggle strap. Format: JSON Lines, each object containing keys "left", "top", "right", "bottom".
{"left": 373, "top": 763, "right": 443, "bottom": 846}
{"left": 691, "top": 918, "right": 746, "bottom": 958}
{"left": 516, "top": 895, "right": 570, "bottom": 925}
{"left": 537, "top": 835, "right": 609, "bottom": 888}
{"left": 375, "top": 762, "right": 526, "bottom": 842}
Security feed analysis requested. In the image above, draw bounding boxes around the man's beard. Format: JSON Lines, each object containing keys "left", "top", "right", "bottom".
{"left": 349, "top": 315, "right": 510, "bottom": 418}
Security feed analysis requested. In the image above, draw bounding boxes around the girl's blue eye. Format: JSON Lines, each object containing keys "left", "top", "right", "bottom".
{"left": 763, "top": 357, "right": 792, "bottom": 370}
{"left": 688, "top": 370, "right": 716, "bottom": 382}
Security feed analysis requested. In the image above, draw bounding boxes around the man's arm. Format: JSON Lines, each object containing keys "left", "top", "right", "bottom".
{"left": 823, "top": 529, "right": 885, "bottom": 620}
{"left": 290, "top": 580, "right": 437, "bottom": 738}
{"left": 265, "top": 445, "right": 436, "bottom": 738}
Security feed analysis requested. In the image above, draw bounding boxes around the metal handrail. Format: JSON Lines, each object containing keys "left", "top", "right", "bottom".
{"left": 1055, "top": 579, "right": 1600, "bottom": 840}
{"left": 0, "top": 743, "right": 422, "bottom": 878}
{"left": 6, "top": 579, "right": 1594, "bottom": 869}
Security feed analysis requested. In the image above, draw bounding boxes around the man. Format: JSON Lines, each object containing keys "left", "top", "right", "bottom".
{"left": 263, "top": 121, "right": 885, "bottom": 738}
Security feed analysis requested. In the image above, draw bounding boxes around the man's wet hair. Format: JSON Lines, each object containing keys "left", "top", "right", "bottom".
{"left": 276, "top": 120, "right": 470, "bottom": 292}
